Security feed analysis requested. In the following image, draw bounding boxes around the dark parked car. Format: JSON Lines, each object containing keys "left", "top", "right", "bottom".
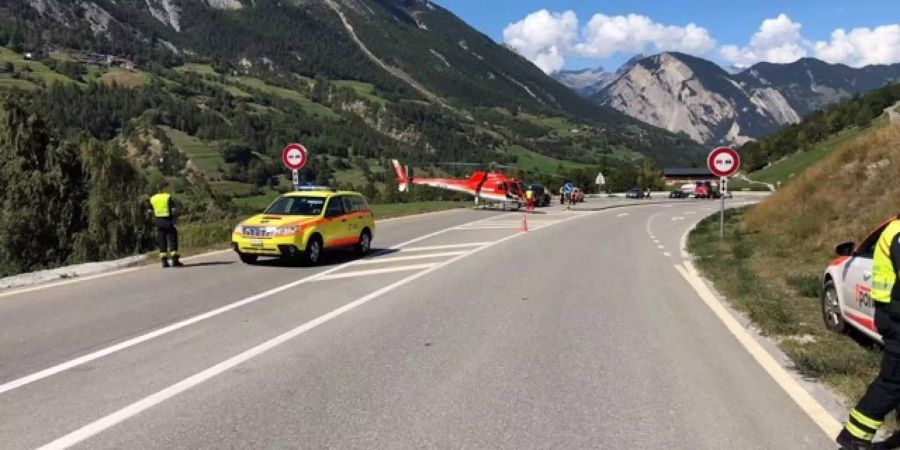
{"left": 626, "top": 188, "right": 645, "bottom": 199}
{"left": 669, "top": 190, "right": 686, "bottom": 199}
{"left": 525, "top": 184, "right": 552, "bottom": 207}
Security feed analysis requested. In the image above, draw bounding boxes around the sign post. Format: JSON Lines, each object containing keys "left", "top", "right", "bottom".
{"left": 707, "top": 147, "right": 741, "bottom": 239}
{"left": 595, "top": 172, "right": 605, "bottom": 194}
{"left": 282, "top": 143, "right": 308, "bottom": 190}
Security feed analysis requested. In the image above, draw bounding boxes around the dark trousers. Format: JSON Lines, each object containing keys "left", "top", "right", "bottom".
{"left": 855, "top": 350, "right": 900, "bottom": 425}
{"left": 155, "top": 218, "right": 179, "bottom": 259}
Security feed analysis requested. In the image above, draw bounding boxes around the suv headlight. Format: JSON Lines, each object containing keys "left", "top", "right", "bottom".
{"left": 233, "top": 224, "right": 243, "bottom": 234}
{"left": 276, "top": 225, "right": 299, "bottom": 236}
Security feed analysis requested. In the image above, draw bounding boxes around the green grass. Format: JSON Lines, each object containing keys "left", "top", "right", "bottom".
{"left": 0, "top": 76, "right": 37, "bottom": 90}
{"left": 174, "top": 63, "right": 218, "bottom": 76}
{"left": 235, "top": 76, "right": 339, "bottom": 119}
{"left": 522, "top": 115, "right": 575, "bottom": 136}
{"left": 333, "top": 80, "right": 388, "bottom": 105}
{"left": 210, "top": 181, "right": 260, "bottom": 197}
{"left": 207, "top": 80, "right": 251, "bottom": 98}
{"left": 504, "top": 145, "right": 589, "bottom": 173}
{"left": 333, "top": 168, "right": 367, "bottom": 186}
{"left": 0, "top": 47, "right": 78, "bottom": 85}
{"left": 751, "top": 124, "right": 874, "bottom": 186}
{"left": 162, "top": 127, "right": 223, "bottom": 173}
{"left": 689, "top": 208, "right": 883, "bottom": 403}
{"left": 371, "top": 201, "right": 466, "bottom": 219}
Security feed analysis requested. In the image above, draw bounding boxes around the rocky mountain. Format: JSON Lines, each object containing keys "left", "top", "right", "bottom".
{"left": 591, "top": 52, "right": 900, "bottom": 145}
{"left": 551, "top": 67, "right": 616, "bottom": 97}
{"left": 1, "top": 0, "right": 705, "bottom": 165}
{"left": 552, "top": 54, "right": 644, "bottom": 97}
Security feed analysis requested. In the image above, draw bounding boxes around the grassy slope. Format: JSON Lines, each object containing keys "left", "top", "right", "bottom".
{"left": 162, "top": 127, "right": 224, "bottom": 173}
{"left": 751, "top": 122, "right": 880, "bottom": 185}
{"left": 504, "top": 145, "right": 589, "bottom": 172}
{"left": 0, "top": 47, "right": 78, "bottom": 85}
{"left": 690, "top": 122, "right": 900, "bottom": 402}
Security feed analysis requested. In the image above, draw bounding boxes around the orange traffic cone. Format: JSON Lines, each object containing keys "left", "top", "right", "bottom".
{"left": 520, "top": 214, "right": 529, "bottom": 233}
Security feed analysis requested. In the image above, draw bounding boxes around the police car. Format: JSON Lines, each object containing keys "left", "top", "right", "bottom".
{"left": 232, "top": 189, "right": 375, "bottom": 265}
{"left": 821, "top": 217, "right": 896, "bottom": 342}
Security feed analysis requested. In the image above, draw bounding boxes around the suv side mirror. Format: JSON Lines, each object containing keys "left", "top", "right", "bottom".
{"left": 835, "top": 242, "right": 855, "bottom": 257}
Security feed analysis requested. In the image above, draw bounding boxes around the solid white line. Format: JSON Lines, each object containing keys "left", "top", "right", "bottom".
{"left": 400, "top": 243, "right": 490, "bottom": 252}
{"left": 454, "top": 226, "right": 519, "bottom": 230}
{"left": 674, "top": 262, "right": 842, "bottom": 439}
{"left": 36, "top": 208, "right": 596, "bottom": 450}
{"left": 351, "top": 252, "right": 466, "bottom": 265}
{"left": 316, "top": 264, "right": 438, "bottom": 280}
{"left": 0, "top": 214, "right": 500, "bottom": 396}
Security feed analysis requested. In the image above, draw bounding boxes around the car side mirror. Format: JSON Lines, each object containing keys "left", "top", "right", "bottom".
{"left": 835, "top": 242, "right": 855, "bottom": 257}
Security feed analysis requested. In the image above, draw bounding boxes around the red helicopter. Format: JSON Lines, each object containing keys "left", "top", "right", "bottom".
{"left": 391, "top": 160, "right": 526, "bottom": 209}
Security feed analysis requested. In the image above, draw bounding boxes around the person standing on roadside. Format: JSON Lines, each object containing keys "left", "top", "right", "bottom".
{"left": 525, "top": 186, "right": 535, "bottom": 213}
{"left": 149, "top": 181, "right": 184, "bottom": 268}
{"left": 837, "top": 218, "right": 900, "bottom": 450}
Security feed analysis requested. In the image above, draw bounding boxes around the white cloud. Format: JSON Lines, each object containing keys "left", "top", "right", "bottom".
{"left": 813, "top": 25, "right": 900, "bottom": 67}
{"left": 576, "top": 14, "right": 716, "bottom": 59}
{"left": 503, "top": 10, "right": 714, "bottom": 74}
{"left": 720, "top": 14, "right": 808, "bottom": 68}
{"left": 502, "top": 10, "right": 578, "bottom": 74}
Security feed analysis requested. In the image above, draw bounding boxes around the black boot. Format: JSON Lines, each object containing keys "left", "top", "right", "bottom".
{"left": 838, "top": 429, "right": 874, "bottom": 450}
{"left": 161, "top": 258, "right": 170, "bottom": 268}
{"left": 171, "top": 255, "right": 184, "bottom": 267}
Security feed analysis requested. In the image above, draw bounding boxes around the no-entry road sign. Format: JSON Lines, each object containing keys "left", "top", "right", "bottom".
{"left": 707, "top": 147, "right": 740, "bottom": 178}
{"left": 282, "top": 143, "right": 308, "bottom": 170}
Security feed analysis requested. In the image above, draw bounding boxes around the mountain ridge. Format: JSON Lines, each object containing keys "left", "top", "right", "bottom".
{"left": 583, "top": 52, "right": 900, "bottom": 145}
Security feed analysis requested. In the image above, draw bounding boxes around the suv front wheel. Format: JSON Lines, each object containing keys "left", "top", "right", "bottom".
{"left": 822, "top": 279, "right": 848, "bottom": 333}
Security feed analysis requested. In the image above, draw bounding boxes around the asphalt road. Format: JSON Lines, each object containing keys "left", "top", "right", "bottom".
{"left": 0, "top": 195, "right": 836, "bottom": 449}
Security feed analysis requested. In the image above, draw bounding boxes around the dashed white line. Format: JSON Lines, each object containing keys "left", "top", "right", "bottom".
{"left": 351, "top": 251, "right": 467, "bottom": 265}
{"left": 657, "top": 245, "right": 665, "bottom": 250}
{"left": 663, "top": 252, "right": 671, "bottom": 257}
{"left": 617, "top": 213, "right": 630, "bottom": 217}
{"left": 400, "top": 243, "right": 489, "bottom": 252}
{"left": 315, "top": 264, "right": 438, "bottom": 280}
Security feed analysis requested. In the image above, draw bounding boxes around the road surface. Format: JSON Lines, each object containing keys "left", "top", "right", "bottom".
{"left": 0, "top": 195, "right": 836, "bottom": 449}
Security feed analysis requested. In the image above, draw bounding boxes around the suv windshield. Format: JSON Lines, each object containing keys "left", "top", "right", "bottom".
{"left": 264, "top": 196, "right": 326, "bottom": 216}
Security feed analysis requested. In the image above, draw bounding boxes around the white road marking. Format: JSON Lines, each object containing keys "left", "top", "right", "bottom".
{"left": 657, "top": 245, "right": 665, "bottom": 250}
{"left": 671, "top": 217, "right": 685, "bottom": 222}
{"left": 0, "top": 214, "right": 502, "bottom": 396}
{"left": 400, "top": 243, "right": 489, "bottom": 252}
{"left": 674, "top": 262, "right": 842, "bottom": 439}
{"left": 617, "top": 213, "right": 630, "bottom": 217}
{"left": 663, "top": 252, "right": 671, "bottom": 257}
{"left": 454, "top": 225, "right": 521, "bottom": 230}
{"left": 652, "top": 240, "right": 660, "bottom": 244}
{"left": 351, "top": 251, "right": 466, "bottom": 265}
{"left": 315, "top": 264, "right": 438, "bottom": 280}
{"left": 684, "top": 211, "right": 696, "bottom": 215}
{"left": 36, "top": 209, "right": 597, "bottom": 450}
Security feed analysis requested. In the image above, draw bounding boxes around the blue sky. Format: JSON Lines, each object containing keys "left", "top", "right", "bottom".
{"left": 437, "top": 0, "right": 900, "bottom": 72}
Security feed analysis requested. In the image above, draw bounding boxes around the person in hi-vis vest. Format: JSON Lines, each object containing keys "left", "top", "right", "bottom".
{"left": 149, "top": 181, "right": 183, "bottom": 268}
{"left": 837, "top": 219, "right": 900, "bottom": 450}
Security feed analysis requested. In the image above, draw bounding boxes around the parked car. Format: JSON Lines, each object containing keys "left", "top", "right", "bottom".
{"left": 525, "top": 184, "right": 552, "bottom": 207}
{"left": 626, "top": 188, "right": 645, "bottom": 199}
{"left": 821, "top": 217, "right": 897, "bottom": 343}
{"left": 669, "top": 189, "right": 686, "bottom": 199}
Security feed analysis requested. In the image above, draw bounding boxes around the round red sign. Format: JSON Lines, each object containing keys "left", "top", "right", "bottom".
{"left": 282, "top": 143, "right": 308, "bottom": 170}
{"left": 707, "top": 147, "right": 740, "bottom": 178}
